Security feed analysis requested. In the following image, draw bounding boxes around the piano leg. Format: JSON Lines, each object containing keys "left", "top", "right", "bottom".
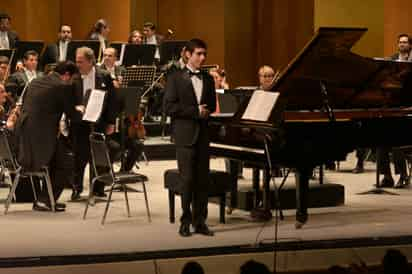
{"left": 228, "top": 159, "right": 239, "bottom": 211}
{"left": 295, "top": 167, "right": 311, "bottom": 229}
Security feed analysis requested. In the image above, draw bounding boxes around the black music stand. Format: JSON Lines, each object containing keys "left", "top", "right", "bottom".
{"left": 159, "top": 40, "right": 187, "bottom": 65}
{"left": 66, "top": 40, "right": 100, "bottom": 62}
{"left": 121, "top": 66, "right": 156, "bottom": 88}
{"left": 111, "top": 43, "right": 156, "bottom": 66}
{"left": 0, "top": 49, "right": 14, "bottom": 59}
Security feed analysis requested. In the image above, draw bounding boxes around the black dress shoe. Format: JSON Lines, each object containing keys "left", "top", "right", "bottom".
{"left": 33, "top": 202, "right": 65, "bottom": 212}
{"left": 352, "top": 166, "right": 364, "bottom": 174}
{"left": 379, "top": 177, "right": 394, "bottom": 188}
{"left": 55, "top": 202, "right": 66, "bottom": 209}
{"left": 179, "top": 223, "right": 192, "bottom": 237}
{"left": 394, "top": 177, "right": 407, "bottom": 189}
{"left": 71, "top": 190, "right": 81, "bottom": 201}
{"left": 194, "top": 224, "right": 214, "bottom": 236}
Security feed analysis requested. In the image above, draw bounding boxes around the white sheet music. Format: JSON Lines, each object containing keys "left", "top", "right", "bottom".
{"left": 82, "top": 89, "right": 106, "bottom": 122}
{"left": 241, "top": 90, "right": 279, "bottom": 122}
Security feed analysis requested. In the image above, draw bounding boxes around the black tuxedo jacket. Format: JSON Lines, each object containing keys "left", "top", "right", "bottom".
{"left": 163, "top": 69, "right": 216, "bottom": 146}
{"left": 41, "top": 42, "right": 60, "bottom": 68}
{"left": 15, "top": 73, "right": 81, "bottom": 171}
{"left": 7, "top": 31, "right": 19, "bottom": 49}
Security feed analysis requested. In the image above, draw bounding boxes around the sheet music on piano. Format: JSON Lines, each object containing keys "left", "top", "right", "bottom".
{"left": 241, "top": 90, "right": 280, "bottom": 122}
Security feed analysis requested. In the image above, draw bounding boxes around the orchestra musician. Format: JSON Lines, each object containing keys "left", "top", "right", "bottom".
{"left": 0, "top": 13, "right": 19, "bottom": 50}
{"left": 0, "top": 55, "right": 9, "bottom": 83}
{"left": 14, "top": 61, "right": 82, "bottom": 212}
{"left": 6, "top": 50, "right": 43, "bottom": 98}
{"left": 99, "top": 47, "right": 125, "bottom": 88}
{"left": 128, "top": 30, "right": 144, "bottom": 45}
{"left": 375, "top": 34, "right": 411, "bottom": 188}
{"left": 163, "top": 39, "right": 216, "bottom": 237}
{"left": 41, "top": 25, "right": 72, "bottom": 69}
{"left": 88, "top": 19, "right": 110, "bottom": 62}
{"left": 143, "top": 22, "right": 164, "bottom": 60}
{"left": 71, "top": 46, "right": 120, "bottom": 200}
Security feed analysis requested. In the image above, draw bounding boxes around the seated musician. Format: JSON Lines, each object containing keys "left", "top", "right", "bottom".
{"left": 128, "top": 30, "right": 144, "bottom": 45}
{"left": 88, "top": 18, "right": 110, "bottom": 61}
{"left": 6, "top": 50, "right": 44, "bottom": 99}
{"left": 99, "top": 47, "right": 125, "bottom": 88}
{"left": 142, "top": 22, "right": 164, "bottom": 61}
{"left": 258, "top": 65, "right": 276, "bottom": 91}
{"left": 41, "top": 25, "right": 72, "bottom": 70}
{"left": 0, "top": 56, "right": 9, "bottom": 83}
{"left": 376, "top": 34, "right": 412, "bottom": 188}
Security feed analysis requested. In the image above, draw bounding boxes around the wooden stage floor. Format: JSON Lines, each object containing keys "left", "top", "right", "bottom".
{"left": 0, "top": 153, "right": 412, "bottom": 272}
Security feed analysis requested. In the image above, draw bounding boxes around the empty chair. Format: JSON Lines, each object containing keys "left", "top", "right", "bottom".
{"left": 83, "top": 132, "right": 151, "bottom": 225}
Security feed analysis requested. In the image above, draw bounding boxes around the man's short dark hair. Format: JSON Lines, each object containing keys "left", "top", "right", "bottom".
{"left": 240, "top": 260, "right": 271, "bottom": 274}
{"left": 0, "top": 56, "right": 9, "bottom": 65}
{"left": 185, "top": 39, "right": 207, "bottom": 54}
{"left": 398, "top": 33, "right": 410, "bottom": 43}
{"left": 54, "top": 61, "right": 79, "bottom": 76}
{"left": 181, "top": 261, "right": 204, "bottom": 274}
{"left": 0, "top": 13, "right": 11, "bottom": 20}
{"left": 143, "top": 22, "right": 156, "bottom": 30}
{"left": 23, "top": 50, "right": 39, "bottom": 60}
{"left": 382, "top": 249, "right": 409, "bottom": 274}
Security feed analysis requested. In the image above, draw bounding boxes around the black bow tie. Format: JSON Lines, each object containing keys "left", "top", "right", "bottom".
{"left": 187, "top": 70, "right": 202, "bottom": 79}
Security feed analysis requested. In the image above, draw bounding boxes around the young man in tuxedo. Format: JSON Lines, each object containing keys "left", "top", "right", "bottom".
{"left": 163, "top": 39, "right": 216, "bottom": 237}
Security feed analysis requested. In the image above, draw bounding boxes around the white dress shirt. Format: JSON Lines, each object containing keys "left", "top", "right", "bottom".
{"left": 24, "top": 69, "right": 37, "bottom": 83}
{"left": 59, "top": 40, "right": 69, "bottom": 61}
{"left": 81, "top": 66, "right": 96, "bottom": 97}
{"left": 146, "top": 35, "right": 160, "bottom": 59}
{"left": 186, "top": 65, "right": 203, "bottom": 105}
{"left": 0, "top": 31, "right": 10, "bottom": 49}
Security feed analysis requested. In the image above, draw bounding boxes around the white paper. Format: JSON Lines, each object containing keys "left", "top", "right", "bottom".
{"left": 241, "top": 90, "right": 279, "bottom": 121}
{"left": 82, "top": 89, "right": 106, "bottom": 122}
{"left": 215, "top": 89, "right": 225, "bottom": 94}
{"left": 117, "top": 43, "right": 126, "bottom": 66}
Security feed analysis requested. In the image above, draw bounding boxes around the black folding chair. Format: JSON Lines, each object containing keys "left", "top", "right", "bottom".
{"left": 0, "top": 129, "right": 55, "bottom": 213}
{"left": 83, "top": 132, "right": 151, "bottom": 225}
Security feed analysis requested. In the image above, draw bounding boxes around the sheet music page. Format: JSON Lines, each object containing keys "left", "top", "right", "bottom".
{"left": 241, "top": 90, "right": 279, "bottom": 122}
{"left": 116, "top": 43, "right": 126, "bottom": 66}
{"left": 82, "top": 89, "right": 106, "bottom": 122}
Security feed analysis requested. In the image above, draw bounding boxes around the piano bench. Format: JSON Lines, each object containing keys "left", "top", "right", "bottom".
{"left": 164, "top": 169, "right": 233, "bottom": 224}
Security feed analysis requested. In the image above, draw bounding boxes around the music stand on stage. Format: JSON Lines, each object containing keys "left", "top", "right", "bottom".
{"left": 159, "top": 40, "right": 187, "bottom": 65}
{"left": 121, "top": 66, "right": 156, "bottom": 89}
{"left": 66, "top": 40, "right": 100, "bottom": 62}
{"left": 111, "top": 43, "right": 156, "bottom": 66}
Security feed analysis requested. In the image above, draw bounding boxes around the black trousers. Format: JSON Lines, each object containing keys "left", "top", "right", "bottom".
{"left": 73, "top": 124, "right": 121, "bottom": 193}
{"left": 377, "top": 147, "right": 407, "bottom": 177}
{"left": 355, "top": 148, "right": 368, "bottom": 168}
{"left": 176, "top": 133, "right": 210, "bottom": 226}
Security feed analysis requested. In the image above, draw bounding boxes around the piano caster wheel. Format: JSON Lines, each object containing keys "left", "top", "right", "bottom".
{"left": 226, "top": 207, "right": 233, "bottom": 215}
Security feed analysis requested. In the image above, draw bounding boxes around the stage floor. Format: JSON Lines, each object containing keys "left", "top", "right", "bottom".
{"left": 0, "top": 153, "right": 411, "bottom": 264}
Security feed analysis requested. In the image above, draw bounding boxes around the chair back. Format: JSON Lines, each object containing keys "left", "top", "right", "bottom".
{"left": 0, "top": 129, "right": 19, "bottom": 172}
{"left": 89, "top": 132, "right": 115, "bottom": 179}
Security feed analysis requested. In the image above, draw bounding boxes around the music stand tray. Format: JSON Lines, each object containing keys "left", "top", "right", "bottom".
{"left": 121, "top": 66, "right": 156, "bottom": 89}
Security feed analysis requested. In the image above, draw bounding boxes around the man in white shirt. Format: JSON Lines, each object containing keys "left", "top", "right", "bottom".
{"left": 6, "top": 50, "right": 42, "bottom": 98}
{"left": 0, "top": 13, "right": 19, "bottom": 49}
{"left": 42, "top": 25, "right": 72, "bottom": 69}
{"left": 143, "top": 22, "right": 164, "bottom": 60}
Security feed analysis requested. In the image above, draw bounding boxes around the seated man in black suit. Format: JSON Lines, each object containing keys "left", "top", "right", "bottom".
{"left": 0, "top": 13, "right": 19, "bottom": 49}
{"left": 41, "top": 25, "right": 72, "bottom": 69}
{"left": 6, "top": 50, "right": 43, "bottom": 98}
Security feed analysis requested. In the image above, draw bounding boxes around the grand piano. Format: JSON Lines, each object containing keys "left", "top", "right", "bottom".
{"left": 209, "top": 27, "right": 412, "bottom": 228}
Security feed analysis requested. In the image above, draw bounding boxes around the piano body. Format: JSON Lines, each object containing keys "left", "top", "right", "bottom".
{"left": 209, "top": 27, "right": 412, "bottom": 227}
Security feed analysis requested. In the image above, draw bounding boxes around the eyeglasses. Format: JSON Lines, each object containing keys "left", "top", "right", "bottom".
{"left": 259, "top": 74, "right": 274, "bottom": 78}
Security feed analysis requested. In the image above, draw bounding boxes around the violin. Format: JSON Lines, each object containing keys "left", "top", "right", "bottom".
{"left": 127, "top": 107, "right": 146, "bottom": 140}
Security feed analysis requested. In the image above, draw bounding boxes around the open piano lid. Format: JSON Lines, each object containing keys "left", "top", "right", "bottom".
{"left": 233, "top": 27, "right": 412, "bottom": 129}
